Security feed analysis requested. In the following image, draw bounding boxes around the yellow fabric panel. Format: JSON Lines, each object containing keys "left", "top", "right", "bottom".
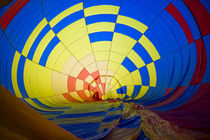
{"left": 24, "top": 59, "right": 40, "bottom": 98}
{"left": 147, "top": 62, "right": 157, "bottom": 87}
{"left": 62, "top": 56, "right": 78, "bottom": 75}
{"left": 109, "top": 51, "right": 125, "bottom": 63}
{"left": 107, "top": 61, "right": 120, "bottom": 73}
{"left": 96, "top": 61, "right": 108, "bottom": 75}
{"left": 36, "top": 65, "right": 54, "bottom": 97}
{"left": 76, "top": 79, "right": 84, "bottom": 90}
{"left": 126, "top": 86, "right": 134, "bottom": 97}
{"left": 57, "top": 18, "right": 87, "bottom": 46}
{"left": 36, "top": 98, "right": 58, "bottom": 108}
{"left": 51, "top": 71, "right": 68, "bottom": 95}
{"left": 134, "top": 86, "right": 149, "bottom": 99}
{"left": 11, "top": 52, "right": 22, "bottom": 98}
{"left": 68, "top": 35, "right": 92, "bottom": 60}
{"left": 110, "top": 78, "right": 119, "bottom": 89}
{"left": 127, "top": 50, "right": 145, "bottom": 68}
{"left": 114, "top": 65, "right": 130, "bottom": 80}
{"left": 117, "top": 15, "right": 148, "bottom": 33}
{"left": 95, "top": 51, "right": 109, "bottom": 61}
{"left": 84, "top": 5, "right": 120, "bottom": 17}
{"left": 111, "top": 33, "right": 137, "bottom": 55}
{"left": 32, "top": 30, "right": 55, "bottom": 63}
{"left": 26, "top": 60, "right": 42, "bottom": 98}
{"left": 118, "top": 74, "right": 134, "bottom": 86}
{"left": 87, "top": 22, "right": 115, "bottom": 33}
{"left": 49, "top": 3, "right": 83, "bottom": 27}
{"left": 70, "top": 62, "right": 84, "bottom": 77}
{"left": 23, "top": 59, "right": 33, "bottom": 98}
{"left": 85, "top": 75, "right": 94, "bottom": 83}
{"left": 22, "top": 18, "right": 48, "bottom": 57}
{"left": 24, "top": 98, "right": 51, "bottom": 111}
{"left": 80, "top": 53, "right": 96, "bottom": 67}
{"left": 138, "top": 35, "right": 160, "bottom": 61}
{"left": 85, "top": 63, "right": 98, "bottom": 74}
{"left": 69, "top": 92, "right": 84, "bottom": 102}
{"left": 50, "top": 95, "right": 71, "bottom": 105}
{"left": 53, "top": 49, "right": 72, "bottom": 73}
{"left": 46, "top": 42, "right": 66, "bottom": 69}
{"left": 92, "top": 41, "right": 111, "bottom": 52}
{"left": 38, "top": 95, "right": 69, "bottom": 108}
{"left": 131, "top": 70, "right": 142, "bottom": 85}
{"left": 84, "top": 90, "right": 91, "bottom": 97}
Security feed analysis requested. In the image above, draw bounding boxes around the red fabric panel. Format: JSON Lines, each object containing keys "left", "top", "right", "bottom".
{"left": 183, "top": 0, "right": 210, "bottom": 36}
{"left": 77, "top": 68, "right": 90, "bottom": 80}
{"left": 190, "top": 39, "right": 207, "bottom": 85}
{"left": 63, "top": 93, "right": 78, "bottom": 102}
{"left": 164, "top": 88, "right": 173, "bottom": 96}
{"left": 0, "top": 0, "right": 29, "bottom": 31}
{"left": 153, "top": 83, "right": 210, "bottom": 133}
{"left": 67, "top": 76, "right": 76, "bottom": 92}
{"left": 102, "top": 83, "right": 106, "bottom": 93}
{"left": 91, "top": 71, "right": 101, "bottom": 84}
{"left": 145, "top": 86, "right": 187, "bottom": 109}
{"left": 166, "top": 3, "right": 194, "bottom": 44}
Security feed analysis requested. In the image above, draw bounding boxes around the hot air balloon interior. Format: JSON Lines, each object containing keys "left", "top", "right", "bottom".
{"left": 0, "top": 0, "right": 210, "bottom": 139}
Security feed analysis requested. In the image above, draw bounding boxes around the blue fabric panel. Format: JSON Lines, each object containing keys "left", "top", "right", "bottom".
{"left": 122, "top": 57, "right": 138, "bottom": 72}
{"left": 180, "top": 43, "right": 197, "bottom": 86}
{"left": 83, "top": 0, "right": 122, "bottom": 8}
{"left": 200, "top": 0, "right": 210, "bottom": 13}
{"left": 154, "top": 85, "right": 200, "bottom": 111}
{"left": 202, "top": 35, "right": 210, "bottom": 83}
{"left": 143, "top": 89, "right": 175, "bottom": 106}
{"left": 121, "top": 86, "right": 127, "bottom": 94}
{"left": 115, "top": 23, "right": 142, "bottom": 41}
{"left": 42, "top": 0, "right": 82, "bottom": 21}
{"left": 131, "top": 85, "right": 141, "bottom": 98}
{"left": 85, "top": 14, "right": 117, "bottom": 25}
{"left": 31, "top": 98, "right": 70, "bottom": 110}
{"left": 154, "top": 57, "right": 170, "bottom": 88}
{"left": 89, "top": 32, "right": 113, "bottom": 43}
{"left": 17, "top": 55, "right": 28, "bottom": 98}
{"left": 117, "top": 86, "right": 127, "bottom": 94}
{"left": 0, "top": 30, "right": 10, "bottom": 86}
{"left": 59, "top": 123, "right": 101, "bottom": 138}
{"left": 148, "top": 16, "right": 179, "bottom": 57}
{"left": 0, "top": 44, "right": 10, "bottom": 88}
{"left": 108, "top": 103, "right": 124, "bottom": 111}
{"left": 39, "top": 36, "right": 60, "bottom": 66}
{"left": 173, "top": 0, "right": 201, "bottom": 40}
{"left": 56, "top": 111, "right": 106, "bottom": 119}
{"left": 119, "top": 0, "right": 156, "bottom": 26}
{"left": 130, "top": 0, "right": 170, "bottom": 15}
{"left": 27, "top": 25, "right": 51, "bottom": 60}
{"left": 4, "top": 0, "right": 44, "bottom": 53}
{"left": 138, "top": 66, "right": 149, "bottom": 86}
{"left": 160, "top": 10, "right": 188, "bottom": 47}
{"left": 102, "top": 115, "right": 122, "bottom": 122}
{"left": 0, "top": 1, "right": 15, "bottom": 17}
{"left": 6, "top": 48, "right": 15, "bottom": 93}
{"left": 21, "top": 99, "right": 64, "bottom": 115}
{"left": 52, "top": 10, "right": 84, "bottom": 34}
{"left": 117, "top": 88, "right": 123, "bottom": 94}
{"left": 167, "top": 51, "right": 183, "bottom": 89}
{"left": 118, "top": 116, "right": 141, "bottom": 128}
{"left": 136, "top": 130, "right": 150, "bottom": 140}
{"left": 132, "top": 42, "right": 153, "bottom": 64}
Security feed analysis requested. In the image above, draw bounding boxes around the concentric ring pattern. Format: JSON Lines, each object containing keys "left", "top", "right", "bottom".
{"left": 0, "top": 0, "right": 210, "bottom": 139}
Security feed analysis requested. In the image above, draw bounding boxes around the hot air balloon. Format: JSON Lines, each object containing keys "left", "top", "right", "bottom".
{"left": 0, "top": 0, "right": 210, "bottom": 139}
